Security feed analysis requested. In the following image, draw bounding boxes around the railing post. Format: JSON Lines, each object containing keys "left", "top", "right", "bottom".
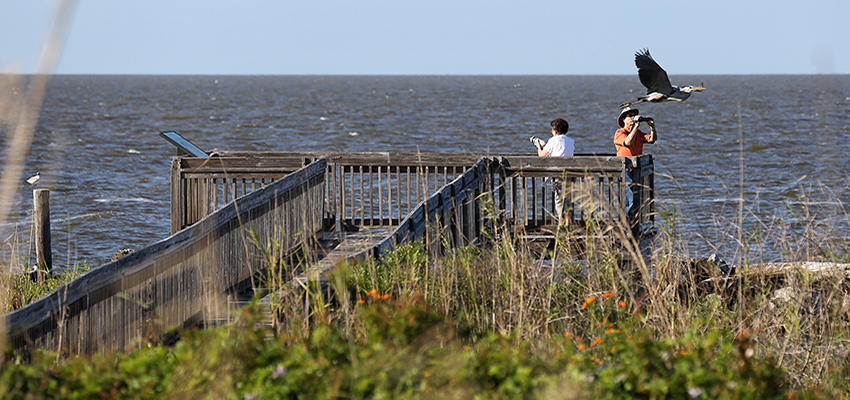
{"left": 632, "top": 156, "right": 642, "bottom": 227}
{"left": 497, "top": 158, "right": 507, "bottom": 225}
{"left": 32, "top": 189, "right": 52, "bottom": 283}
{"left": 648, "top": 155, "right": 655, "bottom": 224}
{"left": 170, "top": 157, "right": 185, "bottom": 234}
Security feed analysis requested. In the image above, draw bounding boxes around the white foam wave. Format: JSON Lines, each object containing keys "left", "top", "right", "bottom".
{"left": 94, "top": 197, "right": 165, "bottom": 204}
{"left": 54, "top": 212, "right": 114, "bottom": 223}
{"left": 711, "top": 197, "right": 744, "bottom": 203}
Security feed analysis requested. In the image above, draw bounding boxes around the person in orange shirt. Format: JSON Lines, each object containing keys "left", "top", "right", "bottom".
{"left": 614, "top": 107, "right": 656, "bottom": 157}
{"left": 613, "top": 107, "right": 657, "bottom": 223}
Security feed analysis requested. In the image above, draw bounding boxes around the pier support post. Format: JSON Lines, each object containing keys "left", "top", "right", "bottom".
{"left": 31, "top": 189, "right": 52, "bottom": 283}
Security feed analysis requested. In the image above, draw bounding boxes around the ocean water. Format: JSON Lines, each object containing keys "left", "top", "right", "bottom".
{"left": 2, "top": 75, "right": 850, "bottom": 267}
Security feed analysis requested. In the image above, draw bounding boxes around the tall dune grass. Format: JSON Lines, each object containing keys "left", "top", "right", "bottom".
{"left": 331, "top": 176, "right": 850, "bottom": 392}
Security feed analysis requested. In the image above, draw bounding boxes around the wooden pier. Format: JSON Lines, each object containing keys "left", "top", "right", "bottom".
{"left": 4, "top": 151, "right": 655, "bottom": 356}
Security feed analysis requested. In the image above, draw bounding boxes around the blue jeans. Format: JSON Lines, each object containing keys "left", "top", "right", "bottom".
{"left": 624, "top": 169, "right": 636, "bottom": 220}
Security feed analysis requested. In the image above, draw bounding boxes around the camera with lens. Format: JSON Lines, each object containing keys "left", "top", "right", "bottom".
{"left": 636, "top": 116, "right": 652, "bottom": 122}
{"left": 529, "top": 136, "right": 544, "bottom": 145}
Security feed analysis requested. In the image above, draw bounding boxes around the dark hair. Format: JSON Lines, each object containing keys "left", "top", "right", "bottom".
{"left": 550, "top": 118, "right": 569, "bottom": 135}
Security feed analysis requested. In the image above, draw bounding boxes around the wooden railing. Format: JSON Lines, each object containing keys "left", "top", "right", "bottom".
{"left": 495, "top": 154, "right": 654, "bottom": 229}
{"left": 171, "top": 152, "right": 483, "bottom": 234}
{"left": 350, "top": 157, "right": 493, "bottom": 261}
{"left": 172, "top": 152, "right": 654, "bottom": 234}
{"left": 5, "top": 159, "right": 327, "bottom": 356}
{"left": 297, "top": 154, "right": 655, "bottom": 280}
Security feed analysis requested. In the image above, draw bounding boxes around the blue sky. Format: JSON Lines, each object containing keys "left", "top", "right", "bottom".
{"left": 2, "top": 0, "right": 849, "bottom": 75}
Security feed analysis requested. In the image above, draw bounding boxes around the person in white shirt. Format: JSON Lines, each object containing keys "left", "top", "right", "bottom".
{"left": 531, "top": 118, "right": 575, "bottom": 225}
{"left": 534, "top": 118, "right": 575, "bottom": 157}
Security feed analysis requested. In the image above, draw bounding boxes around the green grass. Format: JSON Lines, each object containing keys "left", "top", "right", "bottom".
{"left": 1, "top": 263, "right": 90, "bottom": 313}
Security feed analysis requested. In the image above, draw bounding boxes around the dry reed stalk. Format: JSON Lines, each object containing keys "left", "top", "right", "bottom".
{"left": 0, "top": 0, "right": 78, "bottom": 358}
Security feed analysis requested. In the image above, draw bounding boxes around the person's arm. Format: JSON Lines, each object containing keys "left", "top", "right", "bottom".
{"left": 535, "top": 138, "right": 550, "bottom": 157}
{"left": 645, "top": 118, "right": 657, "bottom": 143}
{"left": 622, "top": 122, "right": 640, "bottom": 146}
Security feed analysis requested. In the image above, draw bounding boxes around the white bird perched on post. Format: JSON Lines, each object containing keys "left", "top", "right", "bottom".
{"left": 619, "top": 48, "right": 705, "bottom": 108}
{"left": 26, "top": 171, "right": 40, "bottom": 186}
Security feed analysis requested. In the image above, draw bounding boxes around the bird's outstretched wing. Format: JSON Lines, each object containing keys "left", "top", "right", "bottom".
{"left": 635, "top": 49, "right": 674, "bottom": 95}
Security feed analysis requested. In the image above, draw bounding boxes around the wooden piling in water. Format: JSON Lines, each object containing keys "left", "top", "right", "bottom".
{"left": 32, "top": 189, "right": 52, "bottom": 283}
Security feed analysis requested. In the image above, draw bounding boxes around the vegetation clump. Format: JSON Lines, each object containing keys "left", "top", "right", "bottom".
{"left": 1, "top": 263, "right": 90, "bottom": 313}
{"left": 0, "top": 288, "right": 816, "bottom": 399}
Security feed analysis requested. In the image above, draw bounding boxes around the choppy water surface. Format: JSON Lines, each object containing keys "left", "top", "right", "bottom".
{"left": 3, "top": 75, "right": 850, "bottom": 267}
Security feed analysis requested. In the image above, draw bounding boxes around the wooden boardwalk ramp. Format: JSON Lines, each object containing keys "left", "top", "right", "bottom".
{"left": 5, "top": 151, "right": 655, "bottom": 356}
{"left": 218, "top": 228, "right": 391, "bottom": 327}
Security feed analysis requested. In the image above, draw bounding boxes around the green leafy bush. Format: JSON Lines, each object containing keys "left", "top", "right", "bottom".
{"left": 1, "top": 293, "right": 820, "bottom": 400}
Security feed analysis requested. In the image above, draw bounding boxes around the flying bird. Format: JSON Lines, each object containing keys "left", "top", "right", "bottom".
{"left": 620, "top": 48, "right": 705, "bottom": 108}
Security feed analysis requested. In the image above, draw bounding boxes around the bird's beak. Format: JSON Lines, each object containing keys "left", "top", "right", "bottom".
{"left": 694, "top": 87, "right": 706, "bottom": 92}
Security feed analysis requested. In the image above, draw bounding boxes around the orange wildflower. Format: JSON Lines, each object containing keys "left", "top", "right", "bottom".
{"left": 368, "top": 289, "right": 379, "bottom": 296}
{"left": 357, "top": 299, "right": 366, "bottom": 304}
{"left": 424, "top": 372, "right": 431, "bottom": 377}
{"left": 382, "top": 293, "right": 392, "bottom": 299}
{"left": 564, "top": 332, "right": 572, "bottom": 338}
{"left": 577, "top": 344, "right": 586, "bottom": 350}
{"left": 618, "top": 301, "right": 628, "bottom": 307}
{"left": 602, "top": 292, "right": 615, "bottom": 298}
